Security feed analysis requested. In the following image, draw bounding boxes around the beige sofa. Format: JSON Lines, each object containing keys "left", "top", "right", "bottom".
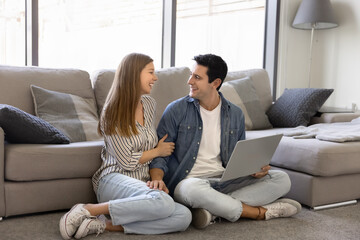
{"left": 93, "top": 67, "right": 360, "bottom": 209}
{"left": 0, "top": 65, "right": 359, "bottom": 219}
{"left": 0, "top": 66, "right": 103, "bottom": 219}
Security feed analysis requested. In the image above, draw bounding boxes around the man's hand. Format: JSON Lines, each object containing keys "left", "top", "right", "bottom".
{"left": 147, "top": 180, "right": 169, "bottom": 194}
{"left": 251, "top": 165, "right": 271, "bottom": 178}
{"left": 148, "top": 168, "right": 168, "bottom": 193}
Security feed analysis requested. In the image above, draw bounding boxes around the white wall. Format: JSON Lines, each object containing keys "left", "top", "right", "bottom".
{"left": 277, "top": 0, "right": 360, "bottom": 111}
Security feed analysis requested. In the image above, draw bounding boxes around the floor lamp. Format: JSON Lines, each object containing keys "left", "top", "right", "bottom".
{"left": 292, "top": 0, "right": 338, "bottom": 88}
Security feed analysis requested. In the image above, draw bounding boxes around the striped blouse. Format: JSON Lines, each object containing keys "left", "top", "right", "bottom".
{"left": 92, "top": 95, "right": 158, "bottom": 192}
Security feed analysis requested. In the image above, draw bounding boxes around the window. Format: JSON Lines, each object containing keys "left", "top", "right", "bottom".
{"left": 176, "top": 0, "right": 265, "bottom": 71}
{"left": 0, "top": 0, "right": 25, "bottom": 66}
{"left": 1, "top": 0, "right": 273, "bottom": 76}
{"left": 38, "top": 0, "right": 163, "bottom": 73}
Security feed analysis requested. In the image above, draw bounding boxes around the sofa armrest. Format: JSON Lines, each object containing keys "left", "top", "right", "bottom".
{"left": 0, "top": 127, "right": 5, "bottom": 217}
{"left": 310, "top": 112, "right": 360, "bottom": 125}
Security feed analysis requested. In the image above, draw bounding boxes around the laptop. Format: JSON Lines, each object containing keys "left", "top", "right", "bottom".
{"left": 216, "top": 134, "right": 283, "bottom": 182}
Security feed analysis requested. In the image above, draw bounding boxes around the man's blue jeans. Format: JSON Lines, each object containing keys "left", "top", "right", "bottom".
{"left": 97, "top": 173, "right": 191, "bottom": 234}
{"left": 173, "top": 170, "right": 291, "bottom": 222}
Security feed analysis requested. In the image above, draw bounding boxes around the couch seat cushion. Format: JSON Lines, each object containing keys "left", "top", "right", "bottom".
{"left": 246, "top": 129, "right": 360, "bottom": 177}
{"left": 5, "top": 141, "right": 103, "bottom": 181}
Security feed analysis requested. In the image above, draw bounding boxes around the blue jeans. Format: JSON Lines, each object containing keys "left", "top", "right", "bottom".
{"left": 173, "top": 170, "right": 291, "bottom": 222}
{"left": 97, "top": 173, "right": 191, "bottom": 234}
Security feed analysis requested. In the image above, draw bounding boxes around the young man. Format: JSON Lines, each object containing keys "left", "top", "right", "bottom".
{"left": 148, "top": 54, "right": 301, "bottom": 229}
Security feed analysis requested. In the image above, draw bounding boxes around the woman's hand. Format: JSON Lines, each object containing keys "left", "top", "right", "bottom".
{"left": 156, "top": 134, "right": 175, "bottom": 157}
{"left": 138, "top": 134, "right": 174, "bottom": 164}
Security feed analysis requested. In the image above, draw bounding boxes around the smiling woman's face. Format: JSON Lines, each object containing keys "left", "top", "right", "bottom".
{"left": 140, "top": 62, "right": 157, "bottom": 95}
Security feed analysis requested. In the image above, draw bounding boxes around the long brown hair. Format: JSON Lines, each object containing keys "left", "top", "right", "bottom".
{"left": 99, "top": 53, "right": 153, "bottom": 137}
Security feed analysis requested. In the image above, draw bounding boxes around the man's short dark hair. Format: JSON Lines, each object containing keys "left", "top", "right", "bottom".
{"left": 193, "top": 54, "right": 228, "bottom": 90}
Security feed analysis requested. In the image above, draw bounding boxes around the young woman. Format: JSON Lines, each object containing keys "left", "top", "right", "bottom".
{"left": 59, "top": 53, "right": 191, "bottom": 239}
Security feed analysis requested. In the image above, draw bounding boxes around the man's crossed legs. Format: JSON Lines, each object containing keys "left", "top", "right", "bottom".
{"left": 174, "top": 170, "right": 301, "bottom": 228}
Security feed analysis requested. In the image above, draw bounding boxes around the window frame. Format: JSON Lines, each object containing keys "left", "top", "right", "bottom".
{"left": 25, "top": 0, "right": 38, "bottom": 66}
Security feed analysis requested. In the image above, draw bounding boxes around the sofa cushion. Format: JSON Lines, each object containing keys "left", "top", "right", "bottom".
{"left": 5, "top": 141, "right": 103, "bottom": 181}
{"left": 310, "top": 112, "right": 360, "bottom": 125}
{"left": 246, "top": 129, "right": 360, "bottom": 177}
{"left": 30, "top": 85, "right": 102, "bottom": 142}
{"left": 92, "top": 68, "right": 270, "bottom": 126}
{"left": 150, "top": 67, "right": 191, "bottom": 125}
{"left": 221, "top": 77, "right": 272, "bottom": 130}
{"left": 0, "top": 104, "right": 70, "bottom": 144}
{"left": 266, "top": 88, "right": 334, "bottom": 127}
{"left": 0, "top": 65, "right": 94, "bottom": 115}
{"left": 92, "top": 67, "right": 191, "bottom": 126}
{"left": 225, "top": 69, "right": 273, "bottom": 112}
{"left": 91, "top": 69, "right": 115, "bottom": 116}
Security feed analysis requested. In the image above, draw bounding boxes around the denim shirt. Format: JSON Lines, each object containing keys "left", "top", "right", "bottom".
{"left": 150, "top": 92, "right": 246, "bottom": 195}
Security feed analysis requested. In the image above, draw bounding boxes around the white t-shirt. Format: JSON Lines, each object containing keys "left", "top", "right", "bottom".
{"left": 186, "top": 98, "right": 225, "bottom": 178}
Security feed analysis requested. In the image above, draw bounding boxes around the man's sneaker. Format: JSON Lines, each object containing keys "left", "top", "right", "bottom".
{"left": 191, "top": 208, "right": 216, "bottom": 229}
{"left": 74, "top": 215, "right": 106, "bottom": 239}
{"left": 262, "top": 198, "right": 301, "bottom": 220}
{"left": 59, "top": 204, "right": 91, "bottom": 240}
{"left": 275, "top": 198, "right": 302, "bottom": 213}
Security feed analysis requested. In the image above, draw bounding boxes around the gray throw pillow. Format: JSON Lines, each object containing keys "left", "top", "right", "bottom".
{"left": 221, "top": 77, "right": 272, "bottom": 130}
{"left": 0, "top": 104, "right": 70, "bottom": 144}
{"left": 266, "top": 88, "right": 334, "bottom": 127}
{"left": 30, "top": 85, "right": 102, "bottom": 142}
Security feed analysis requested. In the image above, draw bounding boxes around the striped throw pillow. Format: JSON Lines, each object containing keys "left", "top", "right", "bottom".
{"left": 221, "top": 77, "right": 272, "bottom": 130}
{"left": 30, "top": 85, "right": 102, "bottom": 142}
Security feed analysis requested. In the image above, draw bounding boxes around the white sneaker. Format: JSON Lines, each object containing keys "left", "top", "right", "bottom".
{"left": 263, "top": 199, "right": 301, "bottom": 220}
{"left": 59, "top": 204, "right": 91, "bottom": 240}
{"left": 275, "top": 198, "right": 302, "bottom": 213}
{"left": 191, "top": 208, "right": 216, "bottom": 229}
{"left": 74, "top": 215, "right": 106, "bottom": 239}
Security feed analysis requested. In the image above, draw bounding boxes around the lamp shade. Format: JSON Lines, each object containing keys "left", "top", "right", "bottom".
{"left": 292, "top": 0, "right": 338, "bottom": 29}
